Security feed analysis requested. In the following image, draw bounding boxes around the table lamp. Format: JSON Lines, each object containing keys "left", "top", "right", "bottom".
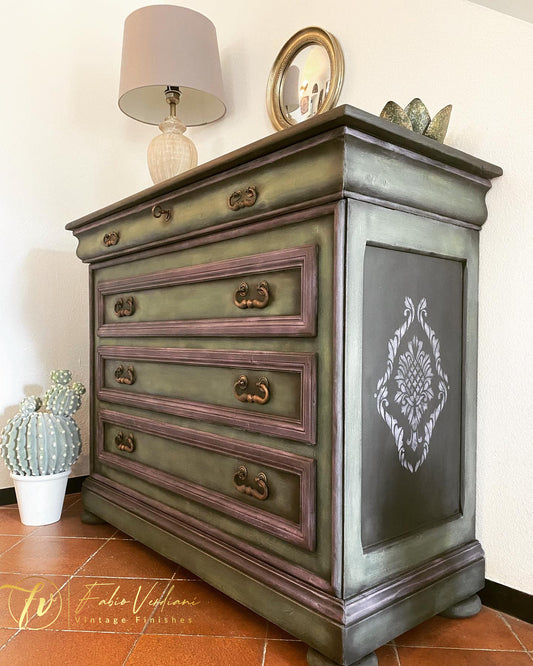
{"left": 118, "top": 5, "right": 226, "bottom": 184}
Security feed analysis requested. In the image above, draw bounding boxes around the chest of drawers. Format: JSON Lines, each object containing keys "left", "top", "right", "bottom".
{"left": 67, "top": 105, "right": 501, "bottom": 665}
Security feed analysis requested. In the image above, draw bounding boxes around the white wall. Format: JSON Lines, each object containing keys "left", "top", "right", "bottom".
{"left": 0, "top": 0, "right": 531, "bottom": 595}
{"left": 468, "top": 0, "right": 533, "bottom": 24}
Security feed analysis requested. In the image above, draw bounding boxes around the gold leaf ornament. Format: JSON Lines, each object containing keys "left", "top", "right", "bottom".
{"left": 380, "top": 98, "right": 452, "bottom": 143}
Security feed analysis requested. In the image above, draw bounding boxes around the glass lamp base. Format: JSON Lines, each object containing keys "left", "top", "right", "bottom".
{"left": 147, "top": 115, "right": 198, "bottom": 184}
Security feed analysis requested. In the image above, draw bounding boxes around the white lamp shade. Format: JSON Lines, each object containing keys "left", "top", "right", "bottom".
{"left": 118, "top": 5, "right": 226, "bottom": 126}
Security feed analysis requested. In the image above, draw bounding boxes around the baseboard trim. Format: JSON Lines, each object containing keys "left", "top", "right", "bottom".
{"left": 0, "top": 475, "right": 88, "bottom": 507}
{"left": 66, "top": 475, "right": 87, "bottom": 494}
{"left": 480, "top": 579, "right": 532, "bottom": 624}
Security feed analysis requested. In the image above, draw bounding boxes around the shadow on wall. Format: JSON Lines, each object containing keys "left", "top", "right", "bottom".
{"left": 15, "top": 249, "right": 89, "bottom": 479}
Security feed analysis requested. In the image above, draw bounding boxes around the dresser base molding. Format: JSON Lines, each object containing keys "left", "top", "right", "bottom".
{"left": 82, "top": 479, "right": 485, "bottom": 665}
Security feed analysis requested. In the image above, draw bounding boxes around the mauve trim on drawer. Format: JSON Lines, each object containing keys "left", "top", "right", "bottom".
{"left": 96, "top": 245, "right": 317, "bottom": 338}
{"left": 97, "top": 409, "right": 316, "bottom": 551}
{"left": 97, "top": 346, "right": 317, "bottom": 444}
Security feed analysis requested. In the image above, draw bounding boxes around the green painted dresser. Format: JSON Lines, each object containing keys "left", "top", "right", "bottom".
{"left": 66, "top": 105, "right": 502, "bottom": 665}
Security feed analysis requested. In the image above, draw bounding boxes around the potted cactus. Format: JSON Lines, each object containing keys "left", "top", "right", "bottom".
{"left": 0, "top": 370, "right": 86, "bottom": 525}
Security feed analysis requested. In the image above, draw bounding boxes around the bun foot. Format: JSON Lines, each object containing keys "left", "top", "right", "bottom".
{"left": 81, "top": 509, "right": 106, "bottom": 525}
{"left": 440, "top": 594, "right": 482, "bottom": 619}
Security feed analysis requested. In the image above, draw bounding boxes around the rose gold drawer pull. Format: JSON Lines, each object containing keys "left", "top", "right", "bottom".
{"left": 233, "top": 375, "right": 269, "bottom": 405}
{"left": 233, "top": 465, "right": 269, "bottom": 501}
{"left": 233, "top": 280, "right": 270, "bottom": 309}
{"left": 115, "top": 432, "right": 135, "bottom": 453}
{"left": 114, "top": 296, "right": 135, "bottom": 317}
{"left": 103, "top": 231, "right": 120, "bottom": 247}
{"left": 114, "top": 365, "right": 136, "bottom": 385}
{"left": 227, "top": 185, "right": 257, "bottom": 211}
{"left": 151, "top": 204, "right": 172, "bottom": 222}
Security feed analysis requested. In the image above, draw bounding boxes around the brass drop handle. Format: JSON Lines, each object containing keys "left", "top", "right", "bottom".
{"left": 151, "top": 204, "right": 172, "bottom": 223}
{"left": 114, "top": 365, "right": 136, "bottom": 385}
{"left": 103, "top": 231, "right": 120, "bottom": 247}
{"left": 233, "top": 375, "right": 270, "bottom": 405}
{"left": 114, "top": 296, "right": 135, "bottom": 318}
{"left": 233, "top": 465, "right": 269, "bottom": 501}
{"left": 227, "top": 185, "right": 257, "bottom": 211}
{"left": 233, "top": 281, "right": 270, "bottom": 309}
{"left": 115, "top": 432, "right": 135, "bottom": 453}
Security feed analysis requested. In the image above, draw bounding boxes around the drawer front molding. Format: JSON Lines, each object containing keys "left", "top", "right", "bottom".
{"left": 97, "top": 409, "right": 316, "bottom": 550}
{"left": 97, "top": 347, "right": 317, "bottom": 444}
{"left": 96, "top": 245, "right": 317, "bottom": 338}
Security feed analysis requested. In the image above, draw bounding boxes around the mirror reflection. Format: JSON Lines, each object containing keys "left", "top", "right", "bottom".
{"left": 280, "top": 45, "right": 331, "bottom": 124}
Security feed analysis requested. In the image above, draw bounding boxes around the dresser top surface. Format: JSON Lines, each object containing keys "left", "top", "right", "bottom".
{"left": 66, "top": 104, "right": 502, "bottom": 232}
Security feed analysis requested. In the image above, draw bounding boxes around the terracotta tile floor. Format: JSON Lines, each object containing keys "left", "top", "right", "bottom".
{"left": 0, "top": 495, "right": 530, "bottom": 665}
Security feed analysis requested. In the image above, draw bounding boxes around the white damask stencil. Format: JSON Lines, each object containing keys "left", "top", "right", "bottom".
{"left": 374, "top": 297, "right": 450, "bottom": 473}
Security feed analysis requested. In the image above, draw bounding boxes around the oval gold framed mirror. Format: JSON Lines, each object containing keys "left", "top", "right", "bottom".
{"left": 266, "top": 27, "right": 344, "bottom": 131}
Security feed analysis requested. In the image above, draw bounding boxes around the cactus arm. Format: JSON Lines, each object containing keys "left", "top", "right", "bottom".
{"left": 1, "top": 417, "right": 22, "bottom": 473}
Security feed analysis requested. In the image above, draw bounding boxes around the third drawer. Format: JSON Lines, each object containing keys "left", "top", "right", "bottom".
{"left": 97, "top": 408, "right": 316, "bottom": 550}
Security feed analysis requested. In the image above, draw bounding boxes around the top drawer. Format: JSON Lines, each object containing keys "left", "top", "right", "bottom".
{"left": 68, "top": 137, "right": 343, "bottom": 263}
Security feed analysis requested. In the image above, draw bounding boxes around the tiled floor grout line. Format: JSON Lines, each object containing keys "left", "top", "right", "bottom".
{"left": 0, "top": 532, "right": 120, "bottom": 579}
{"left": 126, "top": 632, "right": 295, "bottom": 641}
{"left": 393, "top": 645, "right": 529, "bottom": 652}
{"left": 29, "top": 629, "right": 296, "bottom": 640}
{"left": 21, "top": 535, "right": 120, "bottom": 540}
{"left": 122, "top": 571, "right": 183, "bottom": 664}
{"left": 120, "top": 568, "right": 279, "bottom": 664}
{"left": 498, "top": 610, "right": 531, "bottom": 655}
{"left": 0, "top": 626, "right": 23, "bottom": 654}
{"left": 69, "top": 531, "right": 120, "bottom": 577}
{"left": 0, "top": 529, "right": 36, "bottom": 553}
{"left": 260, "top": 598, "right": 269, "bottom": 666}
{"left": 0, "top": 520, "right": 181, "bottom": 656}
{"left": 62, "top": 529, "right": 132, "bottom": 634}
{"left": 2, "top": 501, "right": 531, "bottom": 664}
{"left": 68, "top": 574, "right": 180, "bottom": 580}
{"left": 0, "top": 530, "right": 121, "bottom": 639}
{"left": 120, "top": 624, "right": 146, "bottom": 663}
{"left": 261, "top": 637, "right": 268, "bottom": 666}
{"left": 392, "top": 643, "right": 401, "bottom": 665}
{"left": 0, "top": 520, "right": 104, "bottom": 657}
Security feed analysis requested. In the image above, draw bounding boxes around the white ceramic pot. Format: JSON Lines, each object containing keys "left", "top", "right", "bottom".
{"left": 10, "top": 469, "right": 70, "bottom": 526}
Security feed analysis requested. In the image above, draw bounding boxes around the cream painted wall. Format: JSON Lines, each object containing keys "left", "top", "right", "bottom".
{"left": 0, "top": 0, "right": 531, "bottom": 595}
{"left": 468, "top": 0, "right": 533, "bottom": 24}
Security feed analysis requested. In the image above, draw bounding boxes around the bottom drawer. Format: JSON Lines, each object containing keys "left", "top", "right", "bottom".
{"left": 97, "top": 409, "right": 316, "bottom": 550}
